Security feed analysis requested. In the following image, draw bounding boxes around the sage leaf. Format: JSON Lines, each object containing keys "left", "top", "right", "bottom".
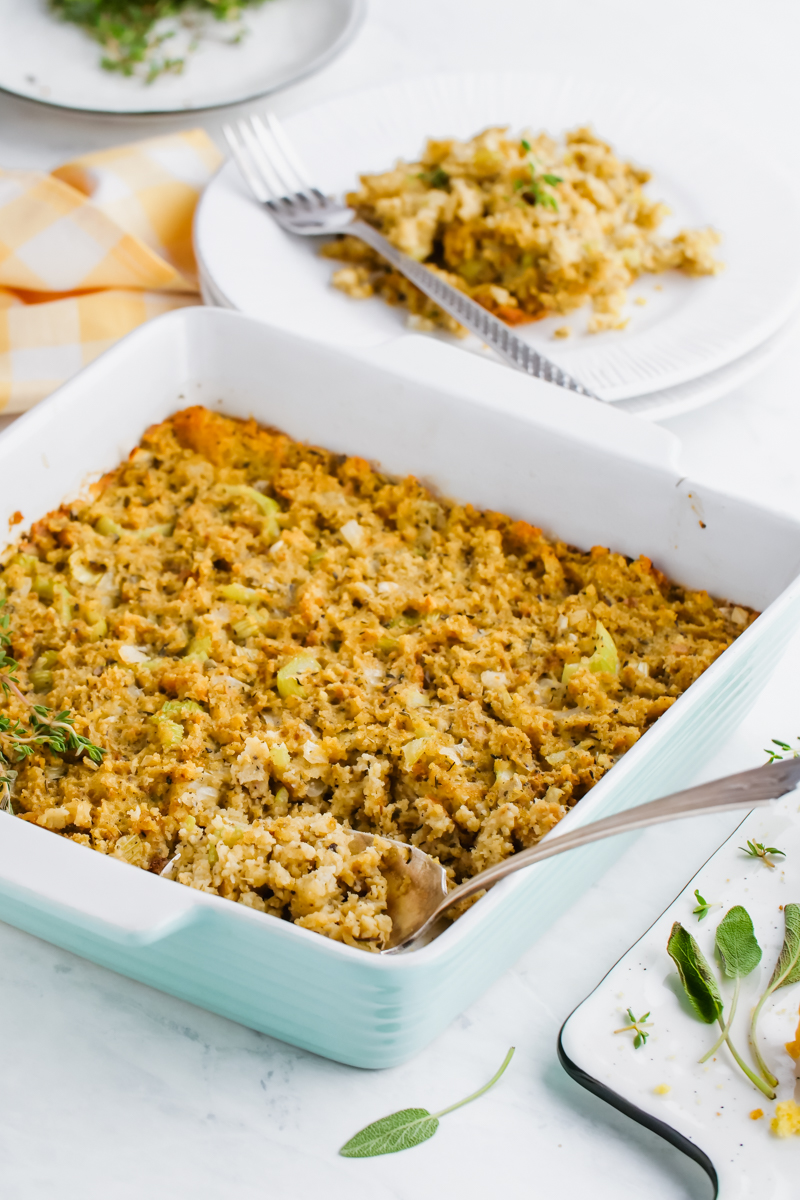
{"left": 766, "top": 903, "right": 800, "bottom": 992}
{"left": 667, "top": 921, "right": 723, "bottom": 1024}
{"left": 715, "top": 906, "right": 762, "bottom": 979}
{"left": 339, "top": 1047, "right": 515, "bottom": 1158}
{"left": 339, "top": 1108, "right": 439, "bottom": 1158}
{"left": 750, "top": 903, "right": 800, "bottom": 1089}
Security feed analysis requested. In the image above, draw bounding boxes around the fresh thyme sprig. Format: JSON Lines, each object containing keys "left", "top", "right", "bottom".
{"left": 614, "top": 1008, "right": 652, "bottom": 1049}
{"left": 739, "top": 839, "right": 786, "bottom": 868}
{"left": 0, "top": 603, "right": 105, "bottom": 813}
{"left": 49, "top": 0, "right": 268, "bottom": 81}
{"left": 765, "top": 737, "right": 800, "bottom": 764}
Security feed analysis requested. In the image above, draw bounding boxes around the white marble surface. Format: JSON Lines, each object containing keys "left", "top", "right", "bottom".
{"left": 2, "top": 2, "right": 800, "bottom": 1197}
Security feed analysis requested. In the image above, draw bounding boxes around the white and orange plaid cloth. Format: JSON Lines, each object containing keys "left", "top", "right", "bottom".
{"left": 0, "top": 129, "right": 223, "bottom": 413}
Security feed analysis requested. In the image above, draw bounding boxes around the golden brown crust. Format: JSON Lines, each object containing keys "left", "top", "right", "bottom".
{"left": 0, "top": 408, "right": 753, "bottom": 949}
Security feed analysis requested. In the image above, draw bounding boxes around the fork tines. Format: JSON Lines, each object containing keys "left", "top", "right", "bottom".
{"left": 222, "top": 113, "right": 321, "bottom": 208}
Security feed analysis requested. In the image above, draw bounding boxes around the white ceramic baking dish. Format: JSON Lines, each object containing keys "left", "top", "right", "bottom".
{"left": 0, "top": 308, "right": 798, "bottom": 1069}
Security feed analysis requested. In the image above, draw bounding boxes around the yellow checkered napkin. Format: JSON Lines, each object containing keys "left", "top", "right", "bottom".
{"left": 0, "top": 129, "right": 222, "bottom": 413}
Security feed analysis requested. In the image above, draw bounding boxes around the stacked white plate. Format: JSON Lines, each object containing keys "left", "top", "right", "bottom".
{"left": 195, "top": 73, "right": 800, "bottom": 420}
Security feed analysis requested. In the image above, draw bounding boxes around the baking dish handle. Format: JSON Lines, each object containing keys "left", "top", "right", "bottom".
{"left": 359, "top": 334, "right": 683, "bottom": 473}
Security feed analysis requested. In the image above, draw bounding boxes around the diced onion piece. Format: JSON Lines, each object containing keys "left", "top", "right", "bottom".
{"left": 340, "top": 519, "right": 366, "bottom": 552}
{"left": 69, "top": 551, "right": 103, "bottom": 586}
{"left": 119, "top": 644, "right": 150, "bottom": 665}
{"left": 401, "top": 686, "right": 431, "bottom": 708}
{"left": 276, "top": 655, "right": 320, "bottom": 699}
{"left": 402, "top": 736, "right": 430, "bottom": 770}
{"left": 481, "top": 671, "right": 508, "bottom": 689}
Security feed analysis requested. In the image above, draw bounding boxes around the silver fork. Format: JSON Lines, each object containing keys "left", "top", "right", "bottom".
{"left": 222, "top": 113, "right": 596, "bottom": 399}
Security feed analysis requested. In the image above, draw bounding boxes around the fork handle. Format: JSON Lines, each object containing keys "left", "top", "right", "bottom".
{"left": 348, "top": 219, "right": 596, "bottom": 398}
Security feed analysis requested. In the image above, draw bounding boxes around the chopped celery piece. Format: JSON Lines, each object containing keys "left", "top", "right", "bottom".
{"left": 222, "top": 826, "right": 244, "bottom": 848}
{"left": 115, "top": 834, "right": 146, "bottom": 867}
{"left": 53, "top": 583, "right": 75, "bottom": 627}
{"left": 376, "top": 636, "right": 399, "bottom": 653}
{"left": 308, "top": 550, "right": 327, "bottom": 567}
{"left": 34, "top": 576, "right": 54, "bottom": 601}
{"left": 29, "top": 668, "right": 53, "bottom": 693}
{"left": 273, "top": 785, "right": 290, "bottom": 813}
{"left": 9, "top": 553, "right": 39, "bottom": 575}
{"left": 219, "top": 583, "right": 260, "bottom": 603}
{"left": 161, "top": 699, "right": 204, "bottom": 717}
{"left": 152, "top": 716, "right": 184, "bottom": 747}
{"left": 270, "top": 743, "right": 291, "bottom": 772}
{"left": 218, "top": 486, "right": 280, "bottom": 540}
{"left": 184, "top": 635, "right": 212, "bottom": 662}
{"left": 95, "top": 515, "right": 122, "bottom": 540}
{"left": 207, "top": 840, "right": 219, "bottom": 866}
{"left": 37, "top": 650, "right": 60, "bottom": 669}
{"left": 387, "top": 614, "right": 420, "bottom": 630}
{"left": 85, "top": 618, "right": 108, "bottom": 643}
{"left": 134, "top": 523, "right": 174, "bottom": 541}
{"left": 276, "top": 655, "right": 320, "bottom": 699}
{"left": 233, "top": 613, "right": 262, "bottom": 640}
{"left": 562, "top": 620, "right": 620, "bottom": 684}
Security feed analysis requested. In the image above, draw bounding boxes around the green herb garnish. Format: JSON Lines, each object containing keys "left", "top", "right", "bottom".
{"left": 765, "top": 738, "right": 800, "bottom": 764}
{"left": 614, "top": 1008, "right": 652, "bottom": 1049}
{"left": 0, "top": 602, "right": 104, "bottom": 813}
{"left": 750, "top": 902, "right": 800, "bottom": 1088}
{"left": 339, "top": 1047, "right": 514, "bottom": 1158}
{"left": 515, "top": 142, "right": 562, "bottom": 211}
{"left": 418, "top": 167, "right": 450, "bottom": 190}
{"left": 49, "top": 0, "right": 267, "bottom": 81}
{"left": 692, "top": 889, "right": 716, "bottom": 921}
{"left": 668, "top": 917, "right": 774, "bottom": 1098}
{"left": 739, "top": 839, "right": 786, "bottom": 868}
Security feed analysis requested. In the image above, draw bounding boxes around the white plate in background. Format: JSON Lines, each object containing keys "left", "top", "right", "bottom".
{"left": 195, "top": 71, "right": 800, "bottom": 402}
{"left": 0, "top": 0, "right": 364, "bottom": 115}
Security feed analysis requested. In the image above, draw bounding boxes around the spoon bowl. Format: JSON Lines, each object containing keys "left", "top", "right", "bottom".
{"left": 362, "top": 757, "right": 800, "bottom": 954}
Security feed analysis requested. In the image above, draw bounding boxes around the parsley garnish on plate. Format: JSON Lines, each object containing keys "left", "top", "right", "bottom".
{"left": 49, "top": 0, "right": 269, "bottom": 81}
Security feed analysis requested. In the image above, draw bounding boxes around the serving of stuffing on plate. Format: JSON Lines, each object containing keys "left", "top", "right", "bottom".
{"left": 322, "top": 125, "right": 722, "bottom": 335}
{"left": 0, "top": 408, "right": 752, "bottom": 950}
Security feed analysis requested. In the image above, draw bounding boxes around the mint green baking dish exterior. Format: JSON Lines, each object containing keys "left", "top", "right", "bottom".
{"left": 1, "top": 308, "right": 799, "bottom": 1069}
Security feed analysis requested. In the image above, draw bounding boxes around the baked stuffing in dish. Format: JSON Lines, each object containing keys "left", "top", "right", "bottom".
{"left": 322, "top": 125, "right": 722, "bottom": 335}
{"left": 0, "top": 408, "right": 753, "bottom": 950}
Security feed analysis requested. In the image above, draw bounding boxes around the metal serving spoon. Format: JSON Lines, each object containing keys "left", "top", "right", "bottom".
{"left": 351, "top": 757, "right": 800, "bottom": 954}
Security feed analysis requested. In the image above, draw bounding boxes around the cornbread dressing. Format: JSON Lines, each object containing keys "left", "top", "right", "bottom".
{"left": 322, "top": 125, "right": 722, "bottom": 335}
{"left": 1, "top": 408, "right": 754, "bottom": 950}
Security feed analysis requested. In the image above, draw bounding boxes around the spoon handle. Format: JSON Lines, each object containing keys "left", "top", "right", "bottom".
{"left": 425, "top": 756, "right": 800, "bottom": 930}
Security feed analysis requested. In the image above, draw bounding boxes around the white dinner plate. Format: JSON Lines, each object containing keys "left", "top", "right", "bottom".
{"left": 195, "top": 71, "right": 800, "bottom": 402}
{"left": 198, "top": 259, "right": 798, "bottom": 422}
{"left": 0, "top": 0, "right": 364, "bottom": 115}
